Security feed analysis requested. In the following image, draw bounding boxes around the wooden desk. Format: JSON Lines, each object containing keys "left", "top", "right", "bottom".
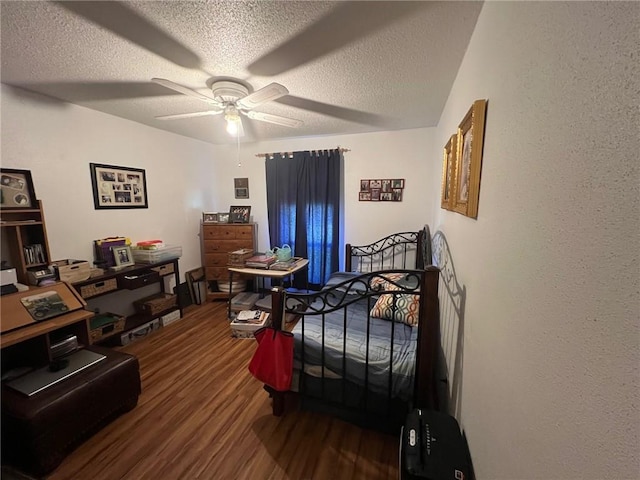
{"left": 1, "top": 283, "right": 92, "bottom": 349}
{"left": 226, "top": 258, "right": 309, "bottom": 318}
{"left": 1, "top": 283, "right": 94, "bottom": 372}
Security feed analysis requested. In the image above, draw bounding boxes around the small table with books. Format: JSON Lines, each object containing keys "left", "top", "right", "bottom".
{"left": 226, "top": 257, "right": 309, "bottom": 319}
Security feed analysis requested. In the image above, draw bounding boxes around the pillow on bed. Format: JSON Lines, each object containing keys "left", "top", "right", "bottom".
{"left": 370, "top": 273, "right": 420, "bottom": 292}
{"left": 369, "top": 272, "right": 407, "bottom": 290}
{"left": 370, "top": 293, "right": 420, "bottom": 327}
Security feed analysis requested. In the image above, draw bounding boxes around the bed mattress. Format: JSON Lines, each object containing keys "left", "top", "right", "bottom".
{"left": 291, "top": 294, "right": 417, "bottom": 400}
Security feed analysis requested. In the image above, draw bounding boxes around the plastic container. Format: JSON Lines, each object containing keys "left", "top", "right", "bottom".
{"left": 131, "top": 245, "right": 182, "bottom": 264}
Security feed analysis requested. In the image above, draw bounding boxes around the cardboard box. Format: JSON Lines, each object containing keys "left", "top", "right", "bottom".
{"left": 230, "top": 311, "right": 270, "bottom": 339}
{"left": 53, "top": 260, "right": 91, "bottom": 283}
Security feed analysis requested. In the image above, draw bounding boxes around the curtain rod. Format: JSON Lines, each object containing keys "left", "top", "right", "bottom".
{"left": 255, "top": 147, "right": 350, "bottom": 158}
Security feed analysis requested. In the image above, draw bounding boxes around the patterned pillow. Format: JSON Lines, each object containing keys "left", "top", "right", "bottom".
{"left": 370, "top": 293, "right": 420, "bottom": 327}
{"left": 369, "top": 272, "right": 407, "bottom": 290}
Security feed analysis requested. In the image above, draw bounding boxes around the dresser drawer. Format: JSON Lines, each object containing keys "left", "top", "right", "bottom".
{"left": 204, "top": 253, "right": 228, "bottom": 267}
{"left": 202, "top": 224, "right": 255, "bottom": 240}
{"left": 205, "top": 266, "right": 228, "bottom": 281}
{"left": 203, "top": 240, "right": 250, "bottom": 254}
{"left": 203, "top": 225, "right": 235, "bottom": 240}
{"left": 234, "top": 225, "right": 254, "bottom": 240}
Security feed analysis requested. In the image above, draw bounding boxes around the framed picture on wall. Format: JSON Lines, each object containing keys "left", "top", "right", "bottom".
{"left": 441, "top": 133, "right": 458, "bottom": 210}
{"left": 234, "top": 178, "right": 249, "bottom": 199}
{"left": 90, "top": 163, "right": 148, "bottom": 209}
{"left": 0, "top": 168, "right": 38, "bottom": 208}
{"left": 453, "top": 99, "right": 487, "bottom": 218}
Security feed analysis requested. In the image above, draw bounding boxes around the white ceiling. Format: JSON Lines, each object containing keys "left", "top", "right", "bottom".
{"left": 1, "top": 1, "right": 483, "bottom": 145}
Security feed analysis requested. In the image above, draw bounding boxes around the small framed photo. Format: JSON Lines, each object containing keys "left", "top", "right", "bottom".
{"left": 392, "top": 179, "right": 405, "bottom": 189}
{"left": 112, "top": 245, "right": 135, "bottom": 268}
{"left": 217, "top": 212, "right": 230, "bottom": 223}
{"left": 0, "top": 168, "right": 37, "bottom": 208}
{"left": 202, "top": 212, "right": 218, "bottom": 223}
{"left": 234, "top": 178, "right": 250, "bottom": 199}
{"left": 230, "top": 206, "right": 251, "bottom": 223}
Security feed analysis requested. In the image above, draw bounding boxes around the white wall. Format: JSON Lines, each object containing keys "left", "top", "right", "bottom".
{"left": 1, "top": 84, "right": 217, "bottom": 278}
{"left": 208, "top": 129, "right": 433, "bottom": 258}
{"left": 431, "top": 2, "right": 639, "bottom": 479}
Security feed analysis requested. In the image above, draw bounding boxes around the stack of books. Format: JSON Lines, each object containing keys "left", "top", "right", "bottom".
{"left": 230, "top": 310, "right": 270, "bottom": 339}
{"left": 245, "top": 254, "right": 276, "bottom": 269}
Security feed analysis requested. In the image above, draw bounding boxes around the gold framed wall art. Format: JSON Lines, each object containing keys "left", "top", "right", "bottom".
{"left": 453, "top": 99, "right": 487, "bottom": 218}
{"left": 440, "top": 133, "right": 458, "bottom": 210}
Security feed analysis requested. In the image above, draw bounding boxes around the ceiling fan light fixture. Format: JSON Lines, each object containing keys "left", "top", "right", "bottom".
{"left": 224, "top": 105, "right": 241, "bottom": 136}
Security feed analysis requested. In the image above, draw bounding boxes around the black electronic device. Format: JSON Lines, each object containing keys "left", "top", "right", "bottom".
{"left": 400, "top": 409, "right": 470, "bottom": 480}
{"left": 50, "top": 334, "right": 79, "bottom": 359}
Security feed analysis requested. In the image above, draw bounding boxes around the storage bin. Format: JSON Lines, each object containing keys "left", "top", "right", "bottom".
{"left": 150, "top": 263, "right": 175, "bottom": 276}
{"left": 117, "top": 319, "right": 160, "bottom": 346}
{"left": 89, "top": 312, "right": 125, "bottom": 343}
{"left": 131, "top": 245, "right": 182, "bottom": 264}
{"left": 79, "top": 278, "right": 118, "bottom": 299}
{"left": 228, "top": 248, "right": 254, "bottom": 267}
{"left": 159, "top": 309, "right": 181, "bottom": 327}
{"left": 133, "top": 293, "right": 177, "bottom": 316}
{"left": 52, "top": 260, "right": 91, "bottom": 283}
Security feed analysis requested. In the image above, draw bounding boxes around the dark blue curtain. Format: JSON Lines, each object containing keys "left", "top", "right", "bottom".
{"left": 266, "top": 149, "right": 341, "bottom": 290}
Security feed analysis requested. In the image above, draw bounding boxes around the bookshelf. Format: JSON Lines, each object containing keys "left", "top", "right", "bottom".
{"left": 0, "top": 200, "right": 52, "bottom": 285}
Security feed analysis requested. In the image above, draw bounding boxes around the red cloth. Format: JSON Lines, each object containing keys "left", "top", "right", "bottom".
{"left": 248, "top": 327, "right": 294, "bottom": 391}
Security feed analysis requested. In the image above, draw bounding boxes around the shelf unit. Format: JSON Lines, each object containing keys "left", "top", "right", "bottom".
{"left": 72, "top": 258, "right": 182, "bottom": 344}
{"left": 0, "top": 200, "right": 52, "bottom": 284}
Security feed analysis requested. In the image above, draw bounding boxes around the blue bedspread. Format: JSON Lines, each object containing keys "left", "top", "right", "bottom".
{"left": 291, "top": 294, "right": 417, "bottom": 401}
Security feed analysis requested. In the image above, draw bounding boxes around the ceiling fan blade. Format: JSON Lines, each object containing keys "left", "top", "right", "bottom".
{"left": 236, "top": 83, "right": 289, "bottom": 110}
{"left": 276, "top": 95, "right": 390, "bottom": 127}
{"left": 247, "top": 1, "right": 429, "bottom": 76}
{"left": 53, "top": 1, "right": 201, "bottom": 69}
{"left": 151, "top": 78, "right": 221, "bottom": 105}
{"left": 6, "top": 81, "right": 177, "bottom": 102}
{"left": 246, "top": 111, "right": 303, "bottom": 128}
{"left": 155, "top": 110, "right": 223, "bottom": 121}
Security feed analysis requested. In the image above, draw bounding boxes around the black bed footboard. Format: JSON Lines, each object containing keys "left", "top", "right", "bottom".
{"left": 269, "top": 267, "right": 440, "bottom": 432}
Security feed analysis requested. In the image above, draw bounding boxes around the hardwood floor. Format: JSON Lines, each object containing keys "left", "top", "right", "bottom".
{"left": 47, "top": 301, "right": 400, "bottom": 480}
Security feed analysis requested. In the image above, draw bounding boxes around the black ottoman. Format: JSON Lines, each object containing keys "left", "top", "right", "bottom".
{"left": 1, "top": 346, "right": 141, "bottom": 476}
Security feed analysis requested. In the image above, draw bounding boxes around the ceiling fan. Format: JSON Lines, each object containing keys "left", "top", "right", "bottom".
{"left": 151, "top": 78, "right": 303, "bottom": 136}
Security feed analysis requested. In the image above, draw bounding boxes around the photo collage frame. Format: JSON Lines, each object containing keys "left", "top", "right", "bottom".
{"left": 359, "top": 178, "right": 405, "bottom": 202}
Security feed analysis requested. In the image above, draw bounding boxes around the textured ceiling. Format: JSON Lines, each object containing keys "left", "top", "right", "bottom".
{"left": 1, "top": 1, "right": 483, "bottom": 145}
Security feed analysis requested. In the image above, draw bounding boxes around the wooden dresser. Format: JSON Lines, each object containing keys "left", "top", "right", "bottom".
{"left": 201, "top": 222, "right": 257, "bottom": 298}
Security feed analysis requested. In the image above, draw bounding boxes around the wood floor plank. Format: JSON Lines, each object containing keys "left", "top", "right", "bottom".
{"left": 45, "top": 301, "right": 400, "bottom": 480}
